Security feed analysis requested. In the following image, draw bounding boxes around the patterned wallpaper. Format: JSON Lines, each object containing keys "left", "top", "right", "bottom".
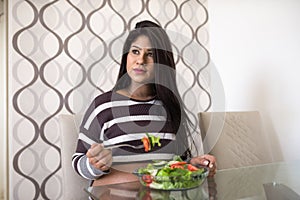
{"left": 8, "top": 0, "right": 211, "bottom": 199}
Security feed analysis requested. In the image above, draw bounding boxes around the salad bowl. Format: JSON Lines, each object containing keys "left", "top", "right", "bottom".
{"left": 133, "top": 156, "right": 209, "bottom": 190}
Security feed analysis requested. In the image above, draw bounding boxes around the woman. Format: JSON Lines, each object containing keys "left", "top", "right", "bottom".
{"left": 72, "top": 20, "right": 216, "bottom": 181}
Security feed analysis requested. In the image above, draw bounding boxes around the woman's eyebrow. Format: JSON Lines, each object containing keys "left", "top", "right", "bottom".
{"left": 131, "top": 45, "right": 152, "bottom": 51}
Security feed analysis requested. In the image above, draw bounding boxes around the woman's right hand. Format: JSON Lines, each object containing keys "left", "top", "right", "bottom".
{"left": 86, "top": 143, "right": 112, "bottom": 171}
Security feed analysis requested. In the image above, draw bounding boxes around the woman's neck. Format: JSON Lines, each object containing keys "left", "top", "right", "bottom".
{"left": 126, "top": 84, "right": 156, "bottom": 100}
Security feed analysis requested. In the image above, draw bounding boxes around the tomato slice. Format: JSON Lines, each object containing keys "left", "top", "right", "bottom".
{"left": 170, "top": 161, "right": 187, "bottom": 169}
{"left": 170, "top": 165, "right": 184, "bottom": 169}
{"left": 142, "top": 137, "right": 150, "bottom": 152}
{"left": 187, "top": 164, "right": 199, "bottom": 171}
{"left": 142, "top": 174, "right": 153, "bottom": 184}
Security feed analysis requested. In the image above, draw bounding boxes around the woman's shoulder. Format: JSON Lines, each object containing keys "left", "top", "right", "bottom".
{"left": 92, "top": 91, "right": 113, "bottom": 103}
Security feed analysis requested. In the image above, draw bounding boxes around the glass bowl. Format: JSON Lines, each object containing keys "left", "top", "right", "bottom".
{"left": 134, "top": 165, "right": 209, "bottom": 190}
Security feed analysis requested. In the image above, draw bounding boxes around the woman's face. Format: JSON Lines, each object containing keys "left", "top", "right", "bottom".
{"left": 126, "top": 35, "right": 155, "bottom": 85}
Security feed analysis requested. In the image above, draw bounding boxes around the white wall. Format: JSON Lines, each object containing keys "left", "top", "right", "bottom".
{"left": 0, "top": 0, "right": 7, "bottom": 199}
{"left": 208, "top": 0, "right": 300, "bottom": 161}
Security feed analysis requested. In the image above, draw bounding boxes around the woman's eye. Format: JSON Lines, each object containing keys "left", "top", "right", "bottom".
{"left": 147, "top": 52, "right": 153, "bottom": 57}
{"left": 131, "top": 49, "right": 139, "bottom": 55}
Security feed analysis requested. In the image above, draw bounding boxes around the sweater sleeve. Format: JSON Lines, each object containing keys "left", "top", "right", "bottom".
{"left": 71, "top": 95, "right": 110, "bottom": 180}
{"left": 72, "top": 148, "right": 109, "bottom": 180}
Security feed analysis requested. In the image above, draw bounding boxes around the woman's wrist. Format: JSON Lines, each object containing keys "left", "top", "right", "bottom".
{"left": 185, "top": 158, "right": 192, "bottom": 164}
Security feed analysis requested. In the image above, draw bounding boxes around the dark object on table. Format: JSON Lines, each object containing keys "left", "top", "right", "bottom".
{"left": 263, "top": 182, "right": 300, "bottom": 200}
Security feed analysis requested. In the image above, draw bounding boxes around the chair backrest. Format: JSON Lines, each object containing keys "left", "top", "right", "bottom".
{"left": 199, "top": 111, "right": 273, "bottom": 169}
{"left": 59, "top": 114, "right": 89, "bottom": 200}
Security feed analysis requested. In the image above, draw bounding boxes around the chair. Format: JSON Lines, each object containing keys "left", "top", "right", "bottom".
{"left": 199, "top": 111, "right": 274, "bottom": 169}
{"left": 59, "top": 114, "right": 90, "bottom": 200}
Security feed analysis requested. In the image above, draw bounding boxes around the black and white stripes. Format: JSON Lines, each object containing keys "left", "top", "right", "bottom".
{"left": 72, "top": 91, "right": 178, "bottom": 179}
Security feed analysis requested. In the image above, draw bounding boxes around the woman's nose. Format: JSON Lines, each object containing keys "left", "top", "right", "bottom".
{"left": 136, "top": 53, "right": 146, "bottom": 65}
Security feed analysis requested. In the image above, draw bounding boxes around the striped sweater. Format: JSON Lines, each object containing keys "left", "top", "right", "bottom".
{"left": 72, "top": 91, "right": 185, "bottom": 180}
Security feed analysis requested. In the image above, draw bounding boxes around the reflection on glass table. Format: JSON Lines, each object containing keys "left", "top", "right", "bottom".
{"left": 85, "top": 180, "right": 211, "bottom": 200}
{"left": 213, "top": 161, "right": 300, "bottom": 200}
{"left": 85, "top": 161, "right": 300, "bottom": 200}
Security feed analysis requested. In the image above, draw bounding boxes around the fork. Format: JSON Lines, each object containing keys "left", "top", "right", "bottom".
{"left": 82, "top": 137, "right": 144, "bottom": 149}
{"left": 104, "top": 144, "right": 144, "bottom": 150}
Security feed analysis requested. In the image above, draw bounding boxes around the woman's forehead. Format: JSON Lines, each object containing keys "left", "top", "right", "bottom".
{"left": 131, "top": 35, "right": 152, "bottom": 49}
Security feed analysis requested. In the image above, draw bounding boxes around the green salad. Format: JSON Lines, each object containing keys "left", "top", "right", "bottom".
{"left": 136, "top": 156, "right": 208, "bottom": 190}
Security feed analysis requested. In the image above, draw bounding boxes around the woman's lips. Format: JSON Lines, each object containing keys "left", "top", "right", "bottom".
{"left": 133, "top": 68, "right": 146, "bottom": 74}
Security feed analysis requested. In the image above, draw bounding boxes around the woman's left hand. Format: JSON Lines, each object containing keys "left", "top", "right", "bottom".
{"left": 189, "top": 154, "right": 217, "bottom": 177}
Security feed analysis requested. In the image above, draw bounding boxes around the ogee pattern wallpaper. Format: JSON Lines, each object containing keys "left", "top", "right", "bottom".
{"left": 8, "top": 0, "right": 211, "bottom": 199}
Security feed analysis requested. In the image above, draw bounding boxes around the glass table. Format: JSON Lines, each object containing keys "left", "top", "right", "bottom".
{"left": 84, "top": 160, "right": 300, "bottom": 200}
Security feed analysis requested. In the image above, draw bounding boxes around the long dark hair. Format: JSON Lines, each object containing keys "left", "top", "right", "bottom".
{"left": 114, "top": 20, "right": 196, "bottom": 158}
